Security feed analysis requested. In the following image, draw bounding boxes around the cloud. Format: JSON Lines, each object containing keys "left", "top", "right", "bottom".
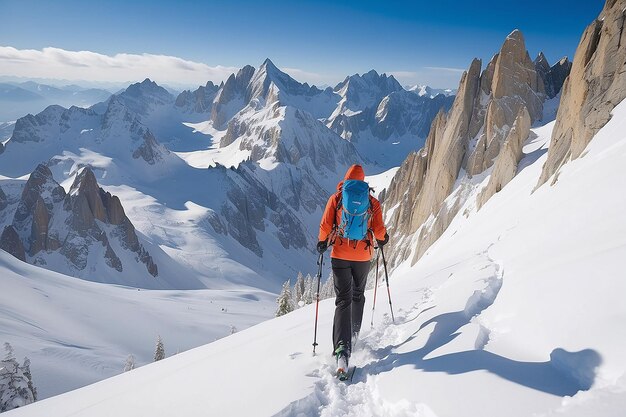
{"left": 280, "top": 67, "right": 325, "bottom": 84}
{"left": 0, "top": 46, "right": 239, "bottom": 88}
{"left": 423, "top": 66, "right": 466, "bottom": 73}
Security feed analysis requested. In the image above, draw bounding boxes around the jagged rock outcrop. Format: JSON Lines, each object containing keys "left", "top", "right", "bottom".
{"left": 477, "top": 106, "right": 531, "bottom": 209}
{"left": 0, "top": 225, "right": 25, "bottom": 261}
{"left": 62, "top": 168, "right": 158, "bottom": 276}
{"left": 11, "top": 165, "right": 65, "bottom": 255}
{"left": 538, "top": 0, "right": 626, "bottom": 187}
{"left": 0, "top": 141, "right": 4, "bottom": 155}
{"left": 175, "top": 81, "right": 219, "bottom": 113}
{"left": 383, "top": 110, "right": 446, "bottom": 233}
{"left": 116, "top": 78, "right": 174, "bottom": 117}
{"left": 1, "top": 165, "right": 158, "bottom": 278}
{"left": 211, "top": 65, "right": 256, "bottom": 128}
{"left": 326, "top": 70, "right": 404, "bottom": 140}
{"left": 385, "top": 29, "right": 558, "bottom": 267}
{"left": 466, "top": 30, "right": 548, "bottom": 176}
{"left": 535, "top": 53, "right": 572, "bottom": 99}
{"left": 101, "top": 96, "right": 167, "bottom": 165}
{"left": 0, "top": 186, "right": 7, "bottom": 211}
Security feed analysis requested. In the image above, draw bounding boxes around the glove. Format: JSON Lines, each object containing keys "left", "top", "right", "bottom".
{"left": 316, "top": 240, "right": 328, "bottom": 254}
{"left": 377, "top": 233, "right": 389, "bottom": 248}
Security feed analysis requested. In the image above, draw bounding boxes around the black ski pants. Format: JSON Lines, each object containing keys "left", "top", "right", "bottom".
{"left": 331, "top": 258, "right": 370, "bottom": 354}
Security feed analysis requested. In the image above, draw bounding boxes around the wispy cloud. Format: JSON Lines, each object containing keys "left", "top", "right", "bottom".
{"left": 0, "top": 46, "right": 239, "bottom": 88}
{"left": 423, "top": 66, "right": 466, "bottom": 73}
{"left": 280, "top": 67, "right": 325, "bottom": 85}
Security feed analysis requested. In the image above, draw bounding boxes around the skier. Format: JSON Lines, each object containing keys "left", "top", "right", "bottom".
{"left": 317, "top": 164, "right": 388, "bottom": 378}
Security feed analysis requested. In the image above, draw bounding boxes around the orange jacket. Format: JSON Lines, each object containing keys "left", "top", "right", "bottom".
{"left": 318, "top": 165, "right": 387, "bottom": 262}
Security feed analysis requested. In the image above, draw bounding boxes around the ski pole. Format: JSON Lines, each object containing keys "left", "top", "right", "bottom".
{"left": 379, "top": 245, "right": 395, "bottom": 323}
{"left": 312, "top": 252, "right": 324, "bottom": 355}
{"left": 370, "top": 250, "right": 380, "bottom": 329}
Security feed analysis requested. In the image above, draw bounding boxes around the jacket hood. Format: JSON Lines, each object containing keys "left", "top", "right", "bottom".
{"left": 337, "top": 164, "right": 365, "bottom": 190}
{"left": 344, "top": 164, "right": 365, "bottom": 181}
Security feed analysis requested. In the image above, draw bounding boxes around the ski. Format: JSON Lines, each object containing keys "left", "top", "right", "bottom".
{"left": 336, "top": 366, "right": 357, "bottom": 382}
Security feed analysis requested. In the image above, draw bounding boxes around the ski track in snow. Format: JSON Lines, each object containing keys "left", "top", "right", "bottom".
{"left": 276, "top": 251, "right": 507, "bottom": 417}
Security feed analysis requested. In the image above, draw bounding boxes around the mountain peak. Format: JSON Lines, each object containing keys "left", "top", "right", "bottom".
{"left": 506, "top": 29, "right": 524, "bottom": 42}
{"left": 261, "top": 58, "right": 278, "bottom": 70}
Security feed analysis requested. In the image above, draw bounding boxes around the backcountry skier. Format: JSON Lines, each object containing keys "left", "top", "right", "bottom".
{"left": 317, "top": 164, "right": 388, "bottom": 378}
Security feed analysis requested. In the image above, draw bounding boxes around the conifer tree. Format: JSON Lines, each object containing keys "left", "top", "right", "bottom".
{"left": 321, "top": 272, "right": 335, "bottom": 300}
{"left": 0, "top": 343, "right": 36, "bottom": 412}
{"left": 303, "top": 274, "right": 314, "bottom": 305}
{"left": 124, "top": 354, "right": 136, "bottom": 372}
{"left": 154, "top": 336, "right": 165, "bottom": 362}
{"left": 293, "top": 272, "right": 305, "bottom": 308}
{"left": 275, "top": 280, "right": 294, "bottom": 317}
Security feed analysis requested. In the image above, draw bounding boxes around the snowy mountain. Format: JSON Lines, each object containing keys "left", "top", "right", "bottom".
{"left": 0, "top": 82, "right": 112, "bottom": 123}
{"left": 326, "top": 71, "right": 454, "bottom": 166}
{"left": 6, "top": 87, "right": 626, "bottom": 417}
{"left": 382, "top": 29, "right": 571, "bottom": 268}
{"left": 406, "top": 84, "right": 457, "bottom": 98}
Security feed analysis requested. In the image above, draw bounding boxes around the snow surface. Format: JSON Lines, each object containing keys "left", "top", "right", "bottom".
{"left": 6, "top": 99, "right": 626, "bottom": 417}
{"left": 0, "top": 250, "right": 275, "bottom": 399}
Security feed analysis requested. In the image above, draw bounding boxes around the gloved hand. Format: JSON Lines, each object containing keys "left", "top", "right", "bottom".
{"left": 317, "top": 240, "right": 328, "bottom": 254}
{"left": 377, "top": 232, "right": 389, "bottom": 248}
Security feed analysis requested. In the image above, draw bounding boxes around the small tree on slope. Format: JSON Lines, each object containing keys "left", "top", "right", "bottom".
{"left": 293, "top": 272, "right": 305, "bottom": 308}
{"left": 0, "top": 343, "right": 37, "bottom": 412}
{"left": 154, "top": 336, "right": 165, "bottom": 362}
{"left": 275, "top": 280, "right": 294, "bottom": 317}
{"left": 124, "top": 354, "right": 136, "bottom": 372}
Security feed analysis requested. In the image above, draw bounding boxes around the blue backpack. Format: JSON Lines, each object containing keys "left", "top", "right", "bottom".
{"left": 337, "top": 179, "right": 371, "bottom": 241}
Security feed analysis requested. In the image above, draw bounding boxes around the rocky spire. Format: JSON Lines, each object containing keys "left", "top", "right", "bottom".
{"left": 0, "top": 225, "right": 25, "bottom": 262}
{"left": 211, "top": 65, "right": 256, "bottom": 127}
{"left": 537, "top": 0, "right": 626, "bottom": 187}
{"left": 384, "top": 29, "right": 555, "bottom": 267}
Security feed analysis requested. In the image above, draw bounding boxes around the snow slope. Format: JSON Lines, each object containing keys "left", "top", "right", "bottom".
{"left": 0, "top": 250, "right": 275, "bottom": 400}
{"left": 8, "top": 95, "right": 626, "bottom": 417}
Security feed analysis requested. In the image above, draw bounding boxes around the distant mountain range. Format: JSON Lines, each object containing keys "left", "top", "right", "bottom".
{"left": 0, "top": 61, "right": 454, "bottom": 290}
{"left": 0, "top": 81, "right": 113, "bottom": 122}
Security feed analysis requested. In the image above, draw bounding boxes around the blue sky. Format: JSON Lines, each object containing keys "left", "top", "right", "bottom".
{"left": 0, "top": 0, "right": 604, "bottom": 88}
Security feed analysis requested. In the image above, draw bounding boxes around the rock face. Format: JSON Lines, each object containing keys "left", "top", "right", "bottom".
{"left": 0, "top": 225, "right": 25, "bottom": 261}
{"left": 535, "top": 53, "right": 572, "bottom": 99}
{"left": 477, "top": 106, "right": 531, "bottom": 209}
{"left": 0, "top": 186, "right": 7, "bottom": 211}
{"left": 211, "top": 65, "right": 256, "bottom": 128}
{"left": 384, "top": 29, "right": 561, "bottom": 267}
{"left": 175, "top": 81, "right": 219, "bottom": 114}
{"left": 538, "top": 0, "right": 626, "bottom": 187}
{"left": 1, "top": 164, "right": 158, "bottom": 278}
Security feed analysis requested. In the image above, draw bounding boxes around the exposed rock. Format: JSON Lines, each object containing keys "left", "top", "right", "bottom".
{"left": 538, "top": 0, "right": 626, "bottom": 187}
{"left": 0, "top": 141, "right": 4, "bottom": 155}
{"left": 384, "top": 29, "right": 556, "bottom": 268}
{"left": 477, "top": 106, "right": 531, "bottom": 209}
{"left": 70, "top": 168, "right": 107, "bottom": 222}
{"left": 492, "top": 30, "right": 545, "bottom": 120}
{"left": 0, "top": 186, "right": 7, "bottom": 211}
{"left": 12, "top": 164, "right": 65, "bottom": 254}
{"left": 29, "top": 197, "right": 50, "bottom": 255}
{"left": 175, "top": 81, "right": 219, "bottom": 113}
{"left": 63, "top": 167, "right": 158, "bottom": 277}
{"left": 383, "top": 110, "right": 447, "bottom": 234}
{"left": 4, "top": 165, "right": 158, "bottom": 279}
{"left": 132, "top": 129, "right": 163, "bottom": 165}
{"left": 211, "top": 65, "right": 255, "bottom": 127}
{"left": 0, "top": 225, "right": 25, "bottom": 262}
{"left": 408, "top": 58, "right": 482, "bottom": 232}
{"left": 466, "top": 30, "right": 547, "bottom": 175}
{"left": 536, "top": 53, "right": 572, "bottom": 99}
